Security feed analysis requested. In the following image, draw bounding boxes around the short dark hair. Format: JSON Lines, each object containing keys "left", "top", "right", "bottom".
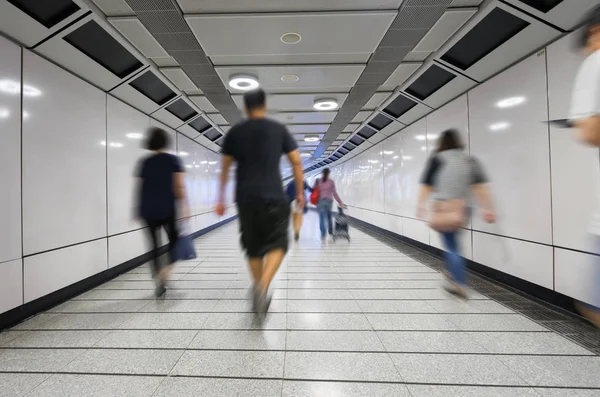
{"left": 145, "top": 127, "right": 170, "bottom": 151}
{"left": 576, "top": 5, "right": 600, "bottom": 49}
{"left": 436, "top": 129, "right": 464, "bottom": 152}
{"left": 243, "top": 89, "right": 266, "bottom": 110}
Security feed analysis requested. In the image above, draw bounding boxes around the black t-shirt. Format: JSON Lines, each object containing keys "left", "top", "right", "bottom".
{"left": 136, "top": 152, "right": 183, "bottom": 220}
{"left": 222, "top": 118, "right": 298, "bottom": 203}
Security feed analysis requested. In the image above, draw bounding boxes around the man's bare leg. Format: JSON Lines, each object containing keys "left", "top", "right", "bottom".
{"left": 248, "top": 257, "right": 264, "bottom": 285}
{"left": 292, "top": 213, "right": 303, "bottom": 241}
{"left": 255, "top": 249, "right": 285, "bottom": 313}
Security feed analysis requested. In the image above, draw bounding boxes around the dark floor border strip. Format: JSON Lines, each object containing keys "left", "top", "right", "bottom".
{"left": 0, "top": 216, "right": 236, "bottom": 331}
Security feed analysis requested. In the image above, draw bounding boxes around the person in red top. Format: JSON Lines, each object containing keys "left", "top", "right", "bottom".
{"left": 313, "top": 168, "right": 344, "bottom": 242}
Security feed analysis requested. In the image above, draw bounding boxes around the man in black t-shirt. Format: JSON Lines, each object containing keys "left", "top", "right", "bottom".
{"left": 215, "top": 89, "right": 304, "bottom": 314}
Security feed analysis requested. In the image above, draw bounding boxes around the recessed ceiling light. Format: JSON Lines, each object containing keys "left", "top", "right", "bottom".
{"left": 109, "top": 142, "right": 124, "bottom": 148}
{"left": 179, "top": 151, "right": 189, "bottom": 157}
{"left": 229, "top": 74, "right": 259, "bottom": 91}
{"left": 300, "top": 153, "right": 311, "bottom": 157}
{"left": 280, "top": 32, "right": 302, "bottom": 44}
{"left": 383, "top": 150, "right": 394, "bottom": 155}
{"left": 304, "top": 137, "right": 319, "bottom": 142}
{"left": 496, "top": 96, "right": 525, "bottom": 108}
{"left": 281, "top": 75, "right": 299, "bottom": 83}
{"left": 489, "top": 122, "right": 510, "bottom": 131}
{"left": 314, "top": 98, "right": 338, "bottom": 111}
{"left": 126, "top": 132, "right": 143, "bottom": 139}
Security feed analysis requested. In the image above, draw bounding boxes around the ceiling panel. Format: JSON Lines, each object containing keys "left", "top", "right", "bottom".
{"left": 343, "top": 124, "right": 360, "bottom": 132}
{"left": 108, "top": 17, "right": 169, "bottom": 58}
{"left": 160, "top": 67, "right": 198, "bottom": 91}
{"left": 190, "top": 95, "right": 217, "bottom": 112}
{"left": 92, "top": 0, "right": 134, "bottom": 16}
{"left": 215, "top": 65, "right": 365, "bottom": 93}
{"left": 270, "top": 112, "right": 337, "bottom": 124}
{"left": 210, "top": 53, "right": 370, "bottom": 66}
{"left": 413, "top": 8, "right": 477, "bottom": 53}
{"left": 151, "top": 57, "right": 179, "bottom": 67}
{"left": 364, "top": 92, "right": 393, "bottom": 110}
{"left": 206, "top": 113, "right": 228, "bottom": 125}
{"left": 233, "top": 93, "right": 348, "bottom": 111}
{"left": 177, "top": 0, "right": 402, "bottom": 13}
{"left": 288, "top": 124, "right": 330, "bottom": 133}
{"left": 380, "top": 62, "right": 422, "bottom": 91}
{"left": 186, "top": 12, "right": 396, "bottom": 58}
{"left": 351, "top": 111, "right": 373, "bottom": 123}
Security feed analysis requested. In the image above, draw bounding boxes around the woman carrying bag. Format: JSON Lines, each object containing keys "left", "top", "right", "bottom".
{"left": 313, "top": 168, "right": 344, "bottom": 242}
{"left": 416, "top": 129, "right": 496, "bottom": 298}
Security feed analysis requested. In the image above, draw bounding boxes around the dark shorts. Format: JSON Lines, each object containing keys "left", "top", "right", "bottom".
{"left": 237, "top": 201, "right": 290, "bottom": 257}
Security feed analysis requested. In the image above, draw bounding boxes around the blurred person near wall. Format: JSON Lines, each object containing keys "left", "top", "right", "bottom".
{"left": 215, "top": 88, "right": 305, "bottom": 314}
{"left": 313, "top": 168, "right": 344, "bottom": 242}
{"left": 569, "top": 5, "right": 600, "bottom": 327}
{"left": 135, "top": 127, "right": 188, "bottom": 297}
{"left": 417, "top": 129, "right": 496, "bottom": 298}
{"left": 285, "top": 179, "right": 313, "bottom": 241}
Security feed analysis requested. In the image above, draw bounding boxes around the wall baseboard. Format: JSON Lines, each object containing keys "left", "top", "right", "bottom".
{"left": 0, "top": 216, "right": 237, "bottom": 331}
{"left": 349, "top": 216, "right": 577, "bottom": 313}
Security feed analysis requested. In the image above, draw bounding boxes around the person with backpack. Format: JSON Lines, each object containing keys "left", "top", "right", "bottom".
{"left": 416, "top": 129, "right": 496, "bottom": 298}
{"left": 285, "top": 179, "right": 313, "bottom": 241}
{"left": 569, "top": 5, "right": 600, "bottom": 327}
{"left": 313, "top": 168, "right": 344, "bottom": 242}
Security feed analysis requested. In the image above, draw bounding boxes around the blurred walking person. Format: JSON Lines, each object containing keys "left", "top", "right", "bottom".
{"left": 569, "top": 5, "right": 600, "bottom": 326}
{"left": 313, "top": 168, "right": 344, "bottom": 242}
{"left": 136, "top": 127, "right": 188, "bottom": 297}
{"left": 285, "top": 179, "right": 313, "bottom": 241}
{"left": 215, "top": 88, "right": 304, "bottom": 314}
{"left": 417, "top": 129, "right": 495, "bottom": 298}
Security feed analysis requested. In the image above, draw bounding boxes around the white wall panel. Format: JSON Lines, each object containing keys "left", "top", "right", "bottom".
{"left": 473, "top": 231, "right": 553, "bottom": 289}
{"left": 469, "top": 53, "right": 552, "bottom": 244}
{"left": 107, "top": 96, "right": 149, "bottom": 235}
{"left": 108, "top": 229, "right": 148, "bottom": 268}
{"left": 399, "top": 119, "right": 428, "bottom": 218}
{"left": 0, "top": 36, "right": 22, "bottom": 263}
{"left": 24, "top": 239, "right": 108, "bottom": 303}
{"left": 22, "top": 51, "right": 107, "bottom": 255}
{"left": 0, "top": 259, "right": 23, "bottom": 313}
{"left": 555, "top": 247, "right": 599, "bottom": 307}
{"left": 383, "top": 133, "right": 404, "bottom": 216}
{"left": 403, "top": 217, "right": 430, "bottom": 245}
{"left": 370, "top": 144, "right": 386, "bottom": 213}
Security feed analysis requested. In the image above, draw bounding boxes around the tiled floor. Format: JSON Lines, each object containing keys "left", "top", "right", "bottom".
{"left": 1, "top": 213, "right": 600, "bottom": 396}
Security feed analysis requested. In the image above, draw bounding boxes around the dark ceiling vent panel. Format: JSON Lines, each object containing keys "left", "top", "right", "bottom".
{"left": 357, "top": 126, "right": 377, "bottom": 140}
{"left": 129, "top": 71, "right": 176, "bottom": 106}
{"left": 330, "top": 157, "right": 338, "bottom": 162}
{"left": 518, "top": 0, "right": 563, "bottom": 13}
{"left": 349, "top": 136, "right": 365, "bottom": 147}
{"left": 368, "top": 114, "right": 393, "bottom": 131}
{"left": 441, "top": 8, "right": 529, "bottom": 71}
{"left": 405, "top": 65, "right": 456, "bottom": 101}
{"left": 189, "top": 116, "right": 211, "bottom": 134}
{"left": 215, "top": 138, "right": 224, "bottom": 147}
{"left": 383, "top": 94, "right": 417, "bottom": 119}
{"left": 338, "top": 147, "right": 349, "bottom": 155}
{"left": 343, "top": 143, "right": 356, "bottom": 152}
{"left": 165, "top": 99, "right": 197, "bottom": 122}
{"left": 8, "top": 0, "right": 80, "bottom": 29}
{"left": 332, "top": 153, "right": 342, "bottom": 159}
{"left": 204, "top": 128, "right": 222, "bottom": 142}
{"left": 324, "top": 159, "right": 333, "bottom": 164}
{"left": 64, "top": 21, "right": 143, "bottom": 79}
{"left": 319, "top": 162, "right": 326, "bottom": 167}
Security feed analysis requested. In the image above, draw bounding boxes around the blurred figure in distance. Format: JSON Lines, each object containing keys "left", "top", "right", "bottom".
{"left": 313, "top": 168, "right": 344, "bottom": 242}
{"left": 215, "top": 88, "right": 304, "bottom": 314}
{"left": 569, "top": 5, "right": 600, "bottom": 327}
{"left": 135, "top": 127, "right": 188, "bottom": 297}
{"left": 417, "top": 129, "right": 495, "bottom": 298}
{"left": 285, "top": 178, "right": 313, "bottom": 242}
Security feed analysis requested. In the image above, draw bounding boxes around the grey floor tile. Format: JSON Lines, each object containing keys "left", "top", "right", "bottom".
{"left": 169, "top": 280, "right": 232, "bottom": 289}
{"left": 497, "top": 355, "right": 600, "bottom": 387}
{"left": 171, "top": 350, "right": 285, "bottom": 378}
{"left": 0, "top": 330, "right": 26, "bottom": 346}
{"left": 19, "top": 313, "right": 131, "bottom": 330}
{"left": 157, "top": 289, "right": 225, "bottom": 300}
{"left": 286, "top": 330, "right": 385, "bottom": 351}
{"left": 119, "top": 313, "right": 209, "bottom": 329}
{"left": 0, "top": 348, "right": 84, "bottom": 372}
{"left": 222, "top": 288, "right": 288, "bottom": 300}
{"left": 446, "top": 314, "right": 548, "bottom": 331}
{"left": 0, "top": 373, "right": 50, "bottom": 397}
{"left": 378, "top": 266, "right": 438, "bottom": 273}
{"left": 212, "top": 299, "right": 287, "bottom": 313}
{"left": 114, "top": 273, "right": 155, "bottom": 281}
{"left": 99, "top": 281, "right": 155, "bottom": 290}
{"left": 49, "top": 300, "right": 151, "bottom": 313}
{"left": 11, "top": 314, "right": 57, "bottom": 330}
{"left": 28, "top": 374, "right": 164, "bottom": 397}
{"left": 62, "top": 349, "right": 184, "bottom": 375}
{"left": 357, "top": 300, "right": 438, "bottom": 313}
{"left": 388, "top": 273, "right": 444, "bottom": 280}
{"left": 282, "top": 380, "right": 411, "bottom": 396}
{"left": 350, "top": 289, "right": 421, "bottom": 300}
{"left": 189, "top": 330, "right": 286, "bottom": 350}
{"left": 344, "top": 280, "right": 417, "bottom": 289}
{"left": 152, "top": 377, "right": 282, "bottom": 397}
{"left": 468, "top": 332, "right": 593, "bottom": 355}
{"left": 138, "top": 299, "right": 218, "bottom": 312}
{"left": 377, "top": 331, "right": 488, "bottom": 353}
{"left": 407, "top": 385, "right": 540, "bottom": 396}
{"left": 95, "top": 330, "right": 197, "bottom": 349}
{"left": 202, "top": 313, "right": 287, "bottom": 330}
{"left": 367, "top": 314, "right": 460, "bottom": 330}
{"left": 288, "top": 280, "right": 348, "bottom": 289}
{"left": 428, "top": 300, "right": 514, "bottom": 314}
{"left": 287, "top": 289, "right": 353, "bottom": 300}
{"left": 338, "top": 273, "right": 393, "bottom": 280}
{"left": 179, "top": 273, "right": 237, "bottom": 281}
{"left": 74, "top": 289, "right": 154, "bottom": 300}
{"left": 287, "top": 313, "right": 372, "bottom": 330}
{"left": 535, "top": 389, "right": 600, "bottom": 396}
{"left": 414, "top": 289, "right": 489, "bottom": 300}
{"left": 286, "top": 273, "right": 341, "bottom": 280}
{"left": 287, "top": 300, "right": 362, "bottom": 313}
{"left": 391, "top": 353, "right": 528, "bottom": 385}
{"left": 3, "top": 330, "right": 109, "bottom": 348}
{"left": 285, "top": 352, "right": 401, "bottom": 382}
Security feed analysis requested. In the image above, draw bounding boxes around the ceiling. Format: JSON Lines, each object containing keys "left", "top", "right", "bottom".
{"left": 1, "top": 0, "right": 598, "bottom": 177}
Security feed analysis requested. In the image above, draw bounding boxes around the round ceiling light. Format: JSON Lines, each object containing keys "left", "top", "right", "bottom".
{"left": 229, "top": 74, "right": 259, "bottom": 91}
{"left": 304, "top": 136, "right": 319, "bottom": 142}
{"left": 314, "top": 98, "right": 338, "bottom": 111}
{"left": 280, "top": 32, "right": 302, "bottom": 44}
{"left": 281, "top": 74, "right": 299, "bottom": 83}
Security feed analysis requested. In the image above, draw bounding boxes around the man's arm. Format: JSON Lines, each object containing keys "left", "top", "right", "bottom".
{"left": 574, "top": 116, "right": 600, "bottom": 147}
{"left": 215, "top": 155, "right": 234, "bottom": 216}
{"left": 287, "top": 150, "right": 305, "bottom": 207}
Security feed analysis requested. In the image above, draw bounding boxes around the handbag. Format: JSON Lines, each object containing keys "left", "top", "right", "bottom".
{"left": 175, "top": 222, "right": 197, "bottom": 260}
{"left": 428, "top": 198, "right": 467, "bottom": 232}
{"left": 309, "top": 180, "right": 320, "bottom": 205}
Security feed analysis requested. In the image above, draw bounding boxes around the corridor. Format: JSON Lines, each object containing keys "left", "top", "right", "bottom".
{"left": 0, "top": 213, "right": 598, "bottom": 396}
